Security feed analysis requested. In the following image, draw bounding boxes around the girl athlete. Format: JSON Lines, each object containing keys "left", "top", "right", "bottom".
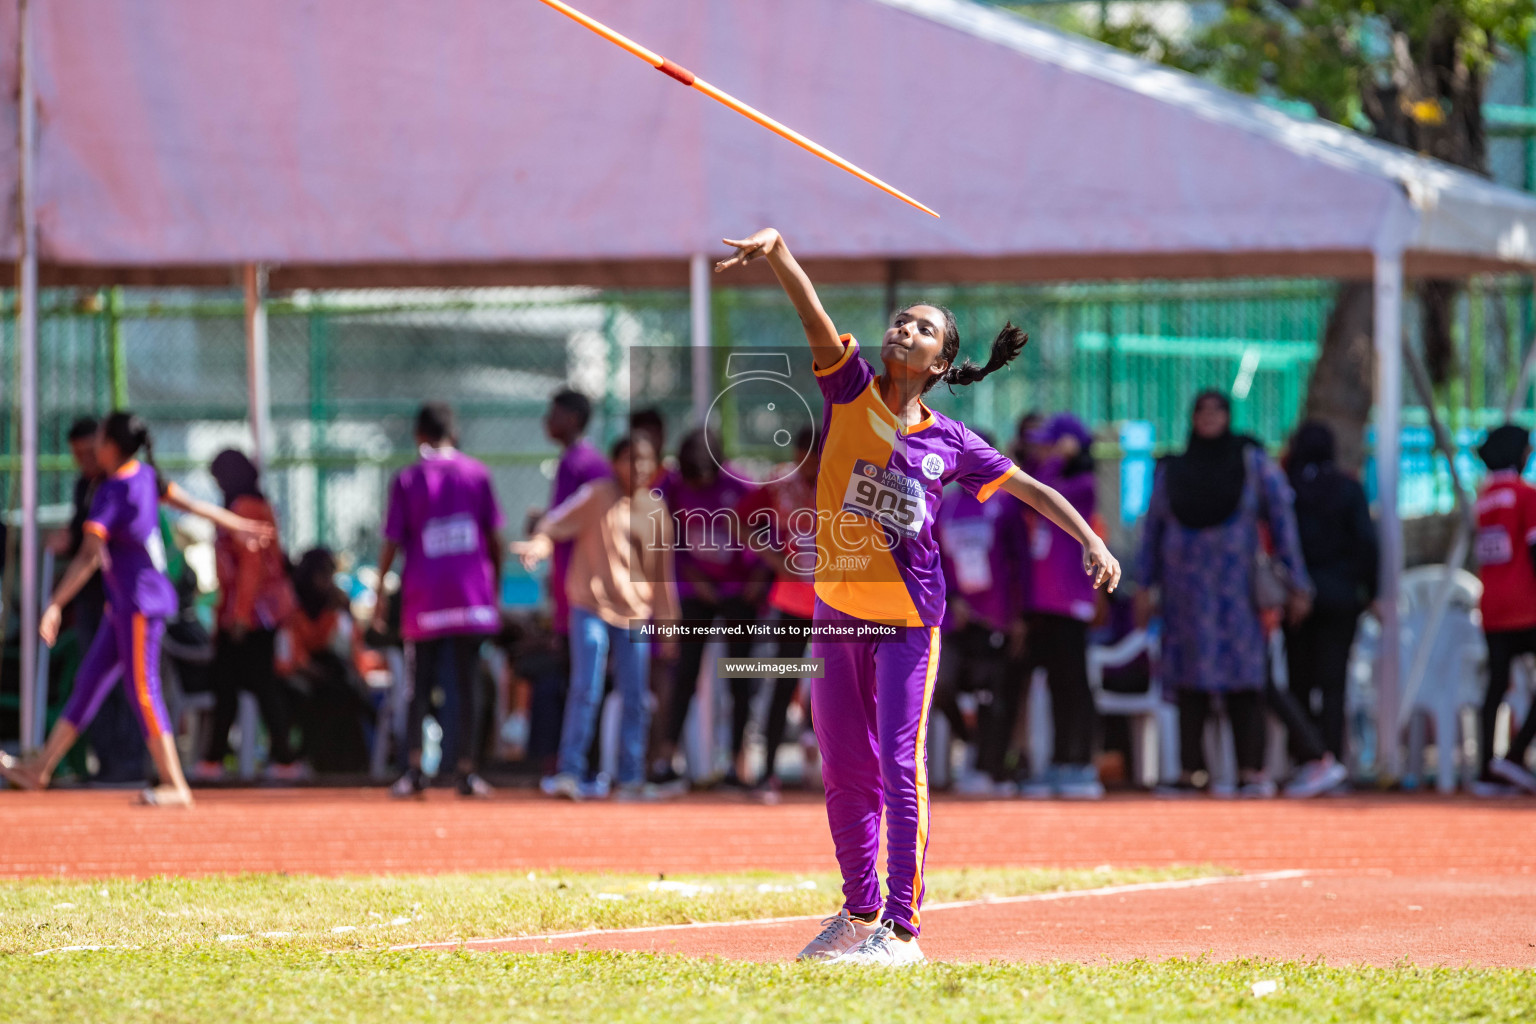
{"left": 0, "top": 412, "right": 273, "bottom": 807}
{"left": 716, "top": 229, "right": 1120, "bottom": 966}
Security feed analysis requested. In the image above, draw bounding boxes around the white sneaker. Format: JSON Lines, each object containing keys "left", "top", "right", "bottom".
{"left": 795, "top": 910, "right": 880, "bottom": 962}
{"left": 833, "top": 921, "right": 926, "bottom": 967}
{"left": 539, "top": 773, "right": 583, "bottom": 801}
{"left": 1489, "top": 758, "right": 1536, "bottom": 795}
{"left": 1284, "top": 756, "right": 1349, "bottom": 799}
{"left": 1238, "top": 778, "right": 1277, "bottom": 799}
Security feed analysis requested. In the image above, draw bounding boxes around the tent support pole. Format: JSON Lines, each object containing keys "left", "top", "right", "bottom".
{"left": 690, "top": 253, "right": 712, "bottom": 426}
{"left": 1372, "top": 248, "right": 1405, "bottom": 781}
{"left": 17, "top": 0, "right": 40, "bottom": 754}
{"left": 243, "top": 264, "right": 273, "bottom": 465}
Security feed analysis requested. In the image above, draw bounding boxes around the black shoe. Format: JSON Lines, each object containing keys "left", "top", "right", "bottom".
{"left": 648, "top": 766, "right": 683, "bottom": 787}
{"left": 390, "top": 768, "right": 425, "bottom": 799}
{"left": 456, "top": 772, "right": 494, "bottom": 799}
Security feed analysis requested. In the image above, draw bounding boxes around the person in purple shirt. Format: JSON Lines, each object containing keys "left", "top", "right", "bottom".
{"left": 1019, "top": 413, "right": 1105, "bottom": 799}
{"left": 373, "top": 403, "right": 506, "bottom": 800}
{"left": 545, "top": 390, "right": 613, "bottom": 637}
{"left": 2, "top": 411, "right": 273, "bottom": 807}
{"left": 651, "top": 428, "right": 771, "bottom": 788}
{"left": 933, "top": 438, "right": 1030, "bottom": 793}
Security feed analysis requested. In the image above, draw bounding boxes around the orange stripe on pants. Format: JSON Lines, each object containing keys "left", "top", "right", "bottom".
{"left": 131, "top": 614, "right": 167, "bottom": 736}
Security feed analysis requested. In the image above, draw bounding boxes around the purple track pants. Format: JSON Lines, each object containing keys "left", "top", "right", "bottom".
{"left": 61, "top": 612, "right": 170, "bottom": 738}
{"left": 810, "top": 598, "right": 940, "bottom": 936}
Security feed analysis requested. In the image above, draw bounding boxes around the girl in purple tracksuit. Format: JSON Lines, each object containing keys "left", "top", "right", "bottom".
{"left": 1, "top": 412, "right": 272, "bottom": 806}
{"left": 716, "top": 229, "right": 1120, "bottom": 967}
{"left": 1018, "top": 413, "right": 1104, "bottom": 799}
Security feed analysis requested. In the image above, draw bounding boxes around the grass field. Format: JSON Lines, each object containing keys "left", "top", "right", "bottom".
{"left": 3, "top": 865, "right": 1219, "bottom": 953}
{"left": 6, "top": 866, "right": 1533, "bottom": 1023}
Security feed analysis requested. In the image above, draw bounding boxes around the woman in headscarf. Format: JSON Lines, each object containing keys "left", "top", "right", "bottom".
{"left": 1282, "top": 420, "right": 1377, "bottom": 782}
{"left": 195, "top": 449, "right": 299, "bottom": 782}
{"left": 1137, "top": 391, "right": 1311, "bottom": 796}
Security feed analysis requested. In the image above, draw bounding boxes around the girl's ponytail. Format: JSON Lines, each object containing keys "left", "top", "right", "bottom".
{"left": 940, "top": 321, "right": 1028, "bottom": 392}
{"left": 101, "top": 409, "right": 161, "bottom": 491}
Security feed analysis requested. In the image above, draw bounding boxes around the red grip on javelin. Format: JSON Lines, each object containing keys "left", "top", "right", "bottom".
{"left": 657, "top": 59, "right": 695, "bottom": 86}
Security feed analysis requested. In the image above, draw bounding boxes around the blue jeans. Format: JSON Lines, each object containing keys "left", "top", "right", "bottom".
{"left": 558, "top": 607, "right": 651, "bottom": 784}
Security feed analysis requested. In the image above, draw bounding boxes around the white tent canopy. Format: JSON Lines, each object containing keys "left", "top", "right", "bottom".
{"left": 9, "top": 0, "right": 1536, "bottom": 767}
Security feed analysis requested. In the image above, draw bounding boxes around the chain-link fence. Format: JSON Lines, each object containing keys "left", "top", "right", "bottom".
{"left": 3, "top": 276, "right": 1534, "bottom": 577}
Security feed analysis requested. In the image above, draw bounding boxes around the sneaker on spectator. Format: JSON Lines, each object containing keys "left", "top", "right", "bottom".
{"left": 1018, "top": 768, "right": 1056, "bottom": 800}
{"left": 580, "top": 774, "right": 612, "bottom": 800}
{"left": 1283, "top": 755, "right": 1348, "bottom": 799}
{"left": 647, "top": 765, "right": 689, "bottom": 795}
{"left": 1153, "top": 779, "right": 1205, "bottom": 799}
{"left": 953, "top": 770, "right": 998, "bottom": 797}
{"left": 456, "top": 772, "right": 495, "bottom": 799}
{"left": 539, "top": 772, "right": 583, "bottom": 800}
{"left": 1237, "top": 777, "right": 1277, "bottom": 799}
{"left": 795, "top": 909, "right": 880, "bottom": 962}
{"left": 264, "top": 761, "right": 311, "bottom": 784}
{"left": 1468, "top": 776, "right": 1520, "bottom": 798}
{"left": 751, "top": 777, "right": 783, "bottom": 805}
{"left": 191, "top": 760, "right": 227, "bottom": 783}
{"left": 1488, "top": 758, "right": 1536, "bottom": 795}
{"left": 1054, "top": 764, "right": 1105, "bottom": 800}
{"left": 390, "top": 768, "right": 425, "bottom": 799}
{"left": 615, "top": 781, "right": 674, "bottom": 802}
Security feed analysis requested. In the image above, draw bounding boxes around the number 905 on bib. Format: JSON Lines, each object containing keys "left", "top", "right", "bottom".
{"left": 840, "top": 459, "right": 927, "bottom": 539}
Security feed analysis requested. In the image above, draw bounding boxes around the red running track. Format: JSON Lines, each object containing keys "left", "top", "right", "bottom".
{"left": 4, "top": 789, "right": 1532, "bottom": 965}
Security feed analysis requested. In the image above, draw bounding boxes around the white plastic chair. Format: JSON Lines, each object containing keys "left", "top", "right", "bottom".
{"left": 1398, "top": 567, "right": 1486, "bottom": 793}
{"left": 1087, "top": 629, "right": 1177, "bottom": 787}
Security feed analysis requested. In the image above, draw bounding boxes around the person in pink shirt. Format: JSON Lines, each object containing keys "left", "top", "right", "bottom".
{"left": 373, "top": 403, "right": 505, "bottom": 799}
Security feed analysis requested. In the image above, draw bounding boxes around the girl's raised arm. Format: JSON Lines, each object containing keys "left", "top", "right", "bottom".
{"left": 716, "top": 229, "right": 844, "bottom": 369}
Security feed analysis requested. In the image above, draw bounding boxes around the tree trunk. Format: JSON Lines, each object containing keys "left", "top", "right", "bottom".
{"left": 1303, "top": 281, "right": 1376, "bottom": 474}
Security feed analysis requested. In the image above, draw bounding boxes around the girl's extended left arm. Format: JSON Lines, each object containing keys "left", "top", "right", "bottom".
{"left": 999, "top": 468, "right": 1121, "bottom": 592}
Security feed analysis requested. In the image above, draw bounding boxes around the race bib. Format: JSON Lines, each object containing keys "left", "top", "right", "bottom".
{"left": 422, "top": 513, "right": 480, "bottom": 559}
{"left": 1476, "top": 526, "right": 1513, "bottom": 566}
{"left": 841, "top": 459, "right": 926, "bottom": 539}
{"left": 944, "top": 519, "right": 994, "bottom": 593}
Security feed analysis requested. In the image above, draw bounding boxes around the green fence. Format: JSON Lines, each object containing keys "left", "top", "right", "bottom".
{"left": 2, "top": 277, "right": 1533, "bottom": 567}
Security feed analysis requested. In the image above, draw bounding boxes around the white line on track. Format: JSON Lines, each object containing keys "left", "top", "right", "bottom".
{"left": 394, "top": 869, "right": 1310, "bottom": 951}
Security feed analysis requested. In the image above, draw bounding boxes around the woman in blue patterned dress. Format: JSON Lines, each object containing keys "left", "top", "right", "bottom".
{"left": 1137, "top": 391, "right": 1311, "bottom": 796}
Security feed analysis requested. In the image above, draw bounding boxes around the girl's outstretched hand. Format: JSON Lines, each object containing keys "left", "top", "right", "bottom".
{"left": 715, "top": 229, "right": 781, "bottom": 272}
{"left": 1082, "top": 537, "right": 1122, "bottom": 593}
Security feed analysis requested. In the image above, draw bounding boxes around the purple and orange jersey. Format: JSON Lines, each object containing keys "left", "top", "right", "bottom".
{"left": 812, "top": 337, "right": 1016, "bottom": 628}
{"left": 83, "top": 459, "right": 176, "bottom": 619}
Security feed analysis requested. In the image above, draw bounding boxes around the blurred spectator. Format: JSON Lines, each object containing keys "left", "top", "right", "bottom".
{"left": 517, "top": 434, "right": 680, "bottom": 800}
{"left": 375, "top": 403, "right": 505, "bottom": 799}
{"left": 933, "top": 430, "right": 1028, "bottom": 795}
{"left": 1138, "top": 391, "right": 1311, "bottom": 797}
{"left": 55, "top": 416, "right": 145, "bottom": 783}
{"left": 544, "top": 390, "right": 612, "bottom": 642}
{"left": 1019, "top": 414, "right": 1103, "bottom": 799}
{"left": 737, "top": 426, "right": 821, "bottom": 799}
{"left": 280, "top": 548, "right": 373, "bottom": 775}
{"left": 1473, "top": 424, "right": 1536, "bottom": 795}
{"left": 652, "top": 429, "right": 768, "bottom": 789}
{"left": 630, "top": 407, "right": 670, "bottom": 482}
{"left": 523, "top": 390, "right": 612, "bottom": 774}
{"left": 195, "top": 450, "right": 299, "bottom": 783}
{"left": 1280, "top": 420, "right": 1376, "bottom": 792}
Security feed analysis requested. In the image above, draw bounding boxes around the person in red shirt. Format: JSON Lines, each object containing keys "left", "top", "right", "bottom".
{"left": 1474, "top": 424, "right": 1536, "bottom": 793}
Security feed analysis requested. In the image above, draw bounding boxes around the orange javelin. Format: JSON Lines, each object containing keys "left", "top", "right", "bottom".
{"left": 534, "top": 0, "right": 939, "bottom": 218}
